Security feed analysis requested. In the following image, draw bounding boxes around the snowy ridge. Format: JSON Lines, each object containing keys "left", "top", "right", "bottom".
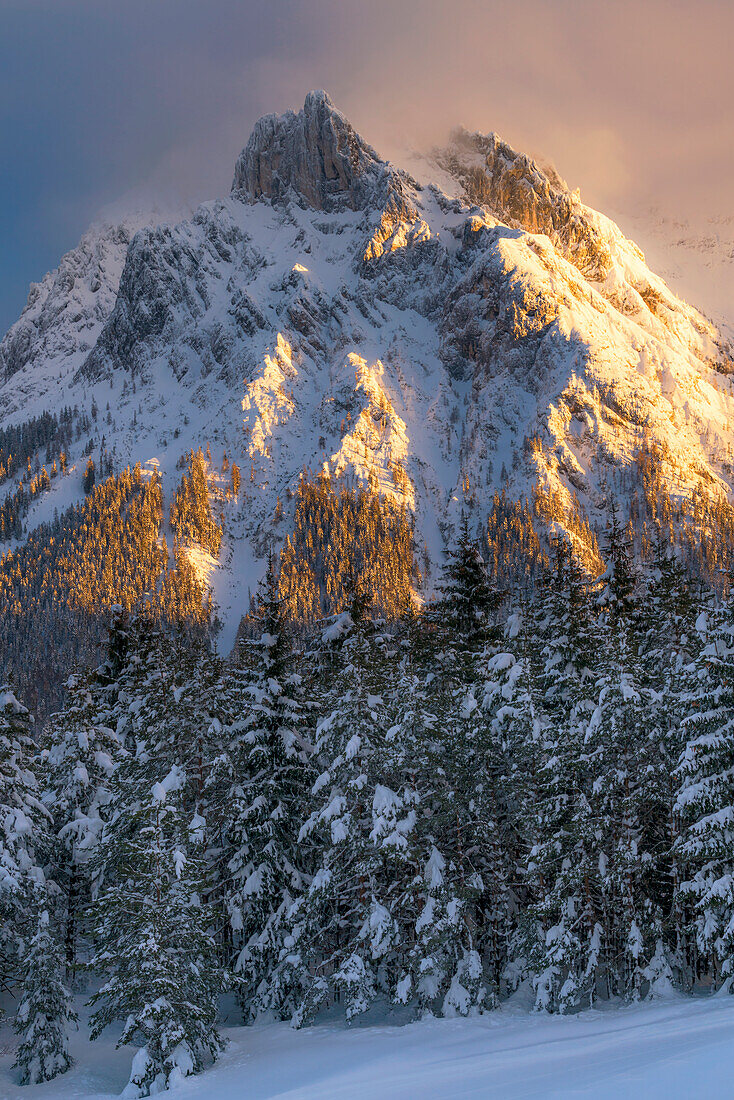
{"left": 1, "top": 91, "right": 733, "bottom": 647}
{"left": 0, "top": 216, "right": 152, "bottom": 419}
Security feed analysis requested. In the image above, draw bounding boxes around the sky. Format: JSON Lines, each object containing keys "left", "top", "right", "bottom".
{"left": 1, "top": 0, "right": 732, "bottom": 334}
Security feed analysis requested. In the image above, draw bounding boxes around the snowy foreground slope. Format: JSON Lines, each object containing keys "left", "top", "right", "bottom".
{"left": 1, "top": 90, "right": 733, "bottom": 647}
{"left": 2, "top": 994, "right": 734, "bottom": 1100}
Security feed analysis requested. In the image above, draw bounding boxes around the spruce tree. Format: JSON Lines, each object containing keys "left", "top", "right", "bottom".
{"left": 482, "top": 597, "right": 547, "bottom": 997}
{"left": 521, "top": 545, "right": 603, "bottom": 1011}
{"left": 89, "top": 759, "right": 224, "bottom": 1097}
{"left": 638, "top": 533, "right": 700, "bottom": 989}
{"left": 675, "top": 586, "right": 734, "bottom": 990}
{"left": 410, "top": 670, "right": 512, "bottom": 1013}
{"left": 585, "top": 509, "right": 664, "bottom": 1001}
{"left": 14, "top": 903, "right": 76, "bottom": 1084}
{"left": 215, "top": 556, "right": 313, "bottom": 1019}
{"left": 278, "top": 614, "right": 401, "bottom": 1025}
{"left": 43, "top": 669, "right": 122, "bottom": 977}
{"left": 88, "top": 624, "right": 225, "bottom": 1097}
{"left": 435, "top": 514, "right": 502, "bottom": 654}
{"left": 0, "top": 684, "right": 49, "bottom": 997}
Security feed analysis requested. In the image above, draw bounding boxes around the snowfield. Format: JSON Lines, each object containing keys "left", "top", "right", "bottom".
{"left": 2, "top": 993, "right": 734, "bottom": 1099}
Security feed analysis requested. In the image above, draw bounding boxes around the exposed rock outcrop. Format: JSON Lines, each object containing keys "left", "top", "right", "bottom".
{"left": 433, "top": 127, "right": 732, "bottom": 370}
{"left": 438, "top": 128, "right": 615, "bottom": 281}
{"left": 0, "top": 220, "right": 146, "bottom": 387}
{"left": 232, "top": 90, "right": 383, "bottom": 212}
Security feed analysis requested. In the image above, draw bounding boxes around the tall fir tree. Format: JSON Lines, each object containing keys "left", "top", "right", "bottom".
{"left": 214, "top": 555, "right": 314, "bottom": 1020}
{"left": 13, "top": 902, "right": 77, "bottom": 1084}
{"left": 89, "top": 757, "right": 225, "bottom": 1096}
{"left": 435, "top": 514, "right": 502, "bottom": 656}
{"left": 638, "top": 532, "right": 701, "bottom": 990}
{"left": 42, "top": 668, "right": 122, "bottom": 977}
{"left": 411, "top": 668, "right": 513, "bottom": 1013}
{"left": 0, "top": 684, "right": 49, "bottom": 995}
{"left": 277, "top": 614, "right": 403, "bottom": 1025}
{"left": 583, "top": 507, "right": 676, "bottom": 1001}
{"left": 675, "top": 584, "right": 734, "bottom": 991}
{"left": 88, "top": 623, "right": 225, "bottom": 1097}
{"left": 521, "top": 544, "right": 604, "bottom": 1011}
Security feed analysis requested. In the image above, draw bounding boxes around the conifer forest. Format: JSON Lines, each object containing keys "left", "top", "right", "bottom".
{"left": 2, "top": 48, "right": 734, "bottom": 1097}
{"left": 3, "top": 440, "right": 734, "bottom": 1093}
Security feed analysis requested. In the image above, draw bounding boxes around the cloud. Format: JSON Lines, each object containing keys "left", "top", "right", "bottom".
{"left": 1, "top": 0, "right": 732, "bottom": 331}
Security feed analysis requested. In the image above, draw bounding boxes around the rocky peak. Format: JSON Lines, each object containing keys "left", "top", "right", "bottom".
{"left": 231, "top": 90, "right": 384, "bottom": 212}
{"left": 435, "top": 127, "right": 617, "bottom": 281}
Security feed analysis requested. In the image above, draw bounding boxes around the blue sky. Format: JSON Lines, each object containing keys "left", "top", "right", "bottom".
{"left": 0, "top": 0, "right": 333, "bottom": 331}
{"left": 1, "top": 0, "right": 732, "bottom": 335}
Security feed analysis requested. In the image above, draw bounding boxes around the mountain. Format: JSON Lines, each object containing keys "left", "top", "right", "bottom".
{"left": 0, "top": 215, "right": 152, "bottom": 420}
{"left": 605, "top": 203, "right": 734, "bottom": 342}
{"left": 1, "top": 90, "right": 734, "bottom": 705}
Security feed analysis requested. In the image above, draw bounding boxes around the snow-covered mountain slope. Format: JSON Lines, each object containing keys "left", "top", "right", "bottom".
{"left": 2, "top": 90, "right": 733, "bottom": 649}
{"left": 0, "top": 215, "right": 153, "bottom": 420}
{"left": 607, "top": 204, "right": 734, "bottom": 342}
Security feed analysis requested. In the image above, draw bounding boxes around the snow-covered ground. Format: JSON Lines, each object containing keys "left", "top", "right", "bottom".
{"left": 2, "top": 993, "right": 734, "bottom": 1099}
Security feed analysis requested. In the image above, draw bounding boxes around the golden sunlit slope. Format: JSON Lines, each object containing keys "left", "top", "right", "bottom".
{"left": 0, "top": 90, "right": 734, "bottom": 684}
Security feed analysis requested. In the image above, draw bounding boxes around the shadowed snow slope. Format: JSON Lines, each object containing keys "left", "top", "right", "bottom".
{"left": 1, "top": 91, "right": 733, "bottom": 648}
{"left": 2, "top": 994, "right": 734, "bottom": 1099}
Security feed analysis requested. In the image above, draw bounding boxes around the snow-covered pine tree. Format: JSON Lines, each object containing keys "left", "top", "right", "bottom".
{"left": 0, "top": 682, "right": 75, "bottom": 1083}
{"left": 434, "top": 513, "right": 502, "bottom": 657}
{"left": 97, "top": 604, "right": 132, "bottom": 696}
{"left": 173, "top": 641, "right": 227, "bottom": 810}
{"left": 42, "top": 667, "right": 122, "bottom": 978}
{"left": 408, "top": 668, "right": 512, "bottom": 1015}
{"left": 215, "top": 555, "right": 314, "bottom": 1020}
{"left": 374, "top": 653, "right": 429, "bottom": 1012}
{"left": 637, "top": 531, "right": 701, "bottom": 991}
{"left": 158, "top": 634, "right": 232, "bottom": 962}
{"left": 0, "top": 683, "right": 50, "bottom": 1000}
{"left": 389, "top": 516, "right": 513, "bottom": 1013}
{"left": 522, "top": 542, "right": 603, "bottom": 1011}
{"left": 481, "top": 596, "right": 547, "bottom": 996}
{"left": 89, "top": 757, "right": 224, "bottom": 1097}
{"left": 88, "top": 622, "right": 225, "bottom": 1097}
{"left": 586, "top": 506, "right": 661, "bottom": 1002}
{"left": 13, "top": 902, "right": 76, "bottom": 1084}
{"left": 278, "top": 606, "right": 402, "bottom": 1025}
{"left": 675, "top": 580, "right": 734, "bottom": 991}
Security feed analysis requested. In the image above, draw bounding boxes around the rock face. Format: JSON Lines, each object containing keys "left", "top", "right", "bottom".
{"left": 232, "top": 90, "right": 384, "bottom": 212}
{"left": 0, "top": 220, "right": 146, "bottom": 393}
{"left": 1, "top": 91, "right": 734, "bottom": 643}
{"left": 82, "top": 204, "right": 265, "bottom": 383}
{"left": 432, "top": 129, "right": 733, "bottom": 371}
{"left": 438, "top": 128, "right": 613, "bottom": 279}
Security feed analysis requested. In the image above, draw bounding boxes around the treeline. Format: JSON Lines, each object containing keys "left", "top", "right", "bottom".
{"left": 0, "top": 405, "right": 98, "bottom": 543}
{"left": 0, "top": 406, "right": 91, "bottom": 487}
{"left": 540, "top": 434, "right": 734, "bottom": 588}
{"left": 277, "top": 472, "right": 418, "bottom": 624}
{"left": 0, "top": 462, "right": 53, "bottom": 541}
{"left": 0, "top": 464, "right": 212, "bottom": 718}
{"left": 4, "top": 514, "right": 734, "bottom": 1093}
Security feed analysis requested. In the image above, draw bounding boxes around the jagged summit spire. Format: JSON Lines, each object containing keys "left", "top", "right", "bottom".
{"left": 232, "top": 90, "right": 384, "bottom": 212}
